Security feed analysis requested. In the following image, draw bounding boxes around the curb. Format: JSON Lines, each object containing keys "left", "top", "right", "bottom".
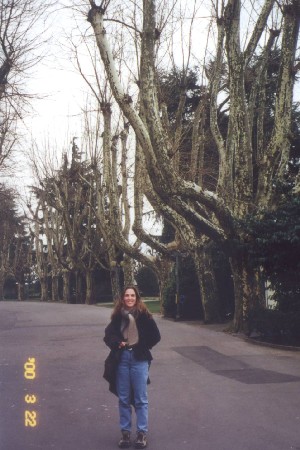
{"left": 243, "top": 336, "right": 300, "bottom": 352}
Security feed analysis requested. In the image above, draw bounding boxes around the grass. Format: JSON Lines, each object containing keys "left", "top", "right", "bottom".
{"left": 143, "top": 300, "right": 161, "bottom": 314}
{"left": 97, "top": 297, "right": 161, "bottom": 314}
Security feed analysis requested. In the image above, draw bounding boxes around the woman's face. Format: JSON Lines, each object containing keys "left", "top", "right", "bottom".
{"left": 123, "top": 288, "right": 137, "bottom": 310}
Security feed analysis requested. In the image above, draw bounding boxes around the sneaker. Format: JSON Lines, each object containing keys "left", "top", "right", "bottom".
{"left": 134, "top": 431, "right": 147, "bottom": 449}
{"left": 118, "top": 430, "right": 131, "bottom": 448}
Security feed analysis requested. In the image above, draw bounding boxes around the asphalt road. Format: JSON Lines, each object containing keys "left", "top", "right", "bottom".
{"left": 1, "top": 301, "right": 300, "bottom": 450}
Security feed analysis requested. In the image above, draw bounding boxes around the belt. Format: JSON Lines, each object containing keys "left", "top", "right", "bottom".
{"left": 124, "top": 344, "right": 135, "bottom": 351}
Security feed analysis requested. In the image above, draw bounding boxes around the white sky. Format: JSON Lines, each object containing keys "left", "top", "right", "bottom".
{"left": 13, "top": 5, "right": 86, "bottom": 193}
{"left": 26, "top": 7, "right": 84, "bottom": 146}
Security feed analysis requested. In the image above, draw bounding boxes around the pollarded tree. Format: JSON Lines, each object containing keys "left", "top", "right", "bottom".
{"left": 87, "top": 100, "right": 177, "bottom": 302}
{"left": 157, "top": 66, "right": 225, "bottom": 321}
{"left": 86, "top": 0, "right": 300, "bottom": 332}
{"left": 30, "top": 141, "right": 107, "bottom": 305}
{"left": 72, "top": 31, "right": 187, "bottom": 304}
{"left": 29, "top": 201, "right": 51, "bottom": 302}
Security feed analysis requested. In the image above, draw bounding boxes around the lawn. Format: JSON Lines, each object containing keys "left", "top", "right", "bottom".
{"left": 97, "top": 297, "right": 161, "bottom": 314}
{"left": 143, "top": 299, "right": 161, "bottom": 314}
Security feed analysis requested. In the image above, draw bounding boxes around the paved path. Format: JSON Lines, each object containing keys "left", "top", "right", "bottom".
{"left": 1, "top": 301, "right": 300, "bottom": 450}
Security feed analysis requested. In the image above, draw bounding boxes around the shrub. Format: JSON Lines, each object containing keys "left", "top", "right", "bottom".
{"left": 249, "top": 307, "right": 300, "bottom": 344}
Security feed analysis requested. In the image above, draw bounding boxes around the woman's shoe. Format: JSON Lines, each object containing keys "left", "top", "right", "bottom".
{"left": 118, "top": 430, "right": 131, "bottom": 448}
{"left": 134, "top": 431, "right": 147, "bottom": 449}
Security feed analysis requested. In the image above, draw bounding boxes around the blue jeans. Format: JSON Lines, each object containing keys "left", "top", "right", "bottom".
{"left": 116, "top": 349, "right": 149, "bottom": 433}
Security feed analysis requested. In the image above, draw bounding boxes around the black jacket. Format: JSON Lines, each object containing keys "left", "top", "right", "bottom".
{"left": 104, "top": 312, "right": 161, "bottom": 361}
{"left": 103, "top": 312, "right": 161, "bottom": 396}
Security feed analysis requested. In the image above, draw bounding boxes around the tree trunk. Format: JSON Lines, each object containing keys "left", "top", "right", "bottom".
{"left": 85, "top": 270, "right": 93, "bottom": 305}
{"left": 0, "top": 273, "right": 4, "bottom": 300}
{"left": 18, "top": 283, "right": 25, "bottom": 301}
{"left": 122, "top": 255, "right": 134, "bottom": 287}
{"left": 75, "top": 271, "right": 83, "bottom": 304}
{"left": 51, "top": 275, "right": 59, "bottom": 302}
{"left": 63, "top": 271, "right": 71, "bottom": 303}
{"left": 155, "top": 258, "right": 174, "bottom": 315}
{"left": 230, "top": 254, "right": 265, "bottom": 334}
{"left": 87, "top": 0, "right": 299, "bottom": 338}
{"left": 193, "top": 246, "right": 221, "bottom": 323}
{"left": 110, "top": 267, "right": 121, "bottom": 302}
{"left": 40, "top": 277, "right": 48, "bottom": 302}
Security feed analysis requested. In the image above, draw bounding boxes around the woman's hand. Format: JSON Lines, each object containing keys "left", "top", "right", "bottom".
{"left": 118, "top": 341, "right": 127, "bottom": 349}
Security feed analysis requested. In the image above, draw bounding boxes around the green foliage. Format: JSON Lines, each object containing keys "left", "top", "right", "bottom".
{"left": 162, "top": 255, "right": 202, "bottom": 320}
{"left": 249, "top": 307, "right": 300, "bottom": 345}
{"left": 242, "top": 193, "right": 300, "bottom": 312}
{"left": 157, "top": 67, "right": 203, "bottom": 123}
{"left": 162, "top": 270, "right": 176, "bottom": 318}
{"left": 157, "top": 66, "right": 220, "bottom": 190}
{"left": 160, "top": 219, "right": 175, "bottom": 244}
{"left": 0, "top": 185, "right": 20, "bottom": 232}
{"left": 211, "top": 245, "right": 235, "bottom": 319}
{"left": 177, "top": 256, "right": 202, "bottom": 319}
{"left": 135, "top": 266, "right": 159, "bottom": 297}
{"left": 246, "top": 196, "right": 300, "bottom": 272}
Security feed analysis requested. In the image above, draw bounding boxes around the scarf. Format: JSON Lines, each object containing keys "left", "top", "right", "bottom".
{"left": 120, "top": 308, "right": 139, "bottom": 346}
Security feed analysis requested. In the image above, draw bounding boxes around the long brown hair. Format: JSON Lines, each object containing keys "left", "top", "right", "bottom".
{"left": 111, "top": 285, "right": 151, "bottom": 318}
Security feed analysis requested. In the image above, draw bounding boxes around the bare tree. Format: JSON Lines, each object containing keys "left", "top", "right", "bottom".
{"left": 0, "top": 0, "right": 51, "bottom": 172}
{"left": 86, "top": 0, "right": 300, "bottom": 332}
{"left": 28, "top": 143, "right": 103, "bottom": 304}
{"left": 70, "top": 23, "right": 181, "bottom": 304}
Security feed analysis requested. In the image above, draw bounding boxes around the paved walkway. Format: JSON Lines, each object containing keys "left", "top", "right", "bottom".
{"left": 1, "top": 301, "right": 300, "bottom": 450}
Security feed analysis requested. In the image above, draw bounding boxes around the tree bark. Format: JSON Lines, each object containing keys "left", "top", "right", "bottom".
{"left": 155, "top": 257, "right": 174, "bottom": 314}
{"left": 74, "top": 271, "right": 83, "bottom": 304}
{"left": 110, "top": 267, "right": 121, "bottom": 302}
{"left": 40, "top": 277, "right": 48, "bottom": 302}
{"left": 18, "top": 282, "right": 25, "bottom": 301}
{"left": 122, "top": 255, "right": 134, "bottom": 287}
{"left": 86, "top": 0, "right": 299, "bottom": 334}
{"left": 0, "top": 271, "right": 5, "bottom": 300}
{"left": 229, "top": 254, "right": 265, "bottom": 334}
{"left": 63, "top": 271, "right": 71, "bottom": 304}
{"left": 193, "top": 246, "right": 221, "bottom": 323}
{"left": 85, "top": 270, "right": 93, "bottom": 305}
{"left": 51, "top": 275, "right": 59, "bottom": 302}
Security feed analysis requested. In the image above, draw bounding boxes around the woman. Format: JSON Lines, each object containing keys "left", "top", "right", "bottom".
{"left": 104, "top": 285, "right": 161, "bottom": 449}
